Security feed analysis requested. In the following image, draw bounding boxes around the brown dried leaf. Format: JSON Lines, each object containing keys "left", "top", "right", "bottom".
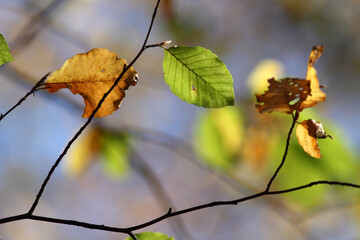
{"left": 299, "top": 45, "right": 326, "bottom": 111}
{"left": 255, "top": 46, "right": 326, "bottom": 114}
{"left": 45, "top": 48, "right": 138, "bottom": 118}
{"left": 296, "top": 119, "right": 332, "bottom": 159}
{"left": 255, "top": 78, "right": 310, "bottom": 114}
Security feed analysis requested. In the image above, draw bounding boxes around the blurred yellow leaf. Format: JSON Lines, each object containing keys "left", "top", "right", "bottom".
{"left": 194, "top": 107, "right": 243, "bottom": 170}
{"left": 210, "top": 108, "right": 243, "bottom": 154}
{"left": 45, "top": 48, "right": 138, "bottom": 118}
{"left": 247, "top": 59, "right": 284, "bottom": 94}
{"left": 64, "top": 127, "right": 101, "bottom": 176}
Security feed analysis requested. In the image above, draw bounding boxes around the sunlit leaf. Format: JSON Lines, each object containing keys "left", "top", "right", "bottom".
{"left": 163, "top": 46, "right": 234, "bottom": 108}
{"left": 101, "top": 132, "right": 130, "bottom": 178}
{"left": 255, "top": 78, "right": 311, "bottom": 114}
{"left": 45, "top": 48, "right": 138, "bottom": 118}
{"left": 296, "top": 119, "right": 332, "bottom": 159}
{"left": 194, "top": 107, "right": 243, "bottom": 170}
{"left": 124, "top": 232, "right": 174, "bottom": 240}
{"left": 0, "top": 34, "right": 14, "bottom": 65}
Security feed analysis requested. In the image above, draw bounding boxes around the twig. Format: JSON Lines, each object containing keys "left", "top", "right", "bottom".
{"left": 27, "top": 0, "right": 162, "bottom": 215}
{"left": 145, "top": 40, "right": 172, "bottom": 49}
{"left": 0, "top": 181, "right": 359, "bottom": 235}
{"left": 128, "top": 232, "right": 138, "bottom": 240}
{"left": 0, "top": 72, "right": 50, "bottom": 122}
{"left": 268, "top": 181, "right": 360, "bottom": 195}
{"left": 265, "top": 110, "right": 299, "bottom": 192}
{"left": 126, "top": 180, "right": 360, "bottom": 232}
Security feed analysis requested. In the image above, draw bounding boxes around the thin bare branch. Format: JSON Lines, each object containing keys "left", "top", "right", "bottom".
{"left": 0, "top": 72, "right": 50, "bottom": 122}
{"left": 0, "top": 180, "right": 359, "bottom": 235}
{"left": 265, "top": 111, "right": 299, "bottom": 192}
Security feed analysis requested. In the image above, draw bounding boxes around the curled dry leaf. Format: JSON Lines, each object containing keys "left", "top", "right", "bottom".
{"left": 255, "top": 78, "right": 311, "bottom": 114}
{"left": 296, "top": 119, "right": 332, "bottom": 159}
{"left": 45, "top": 48, "right": 138, "bottom": 118}
{"left": 299, "top": 45, "right": 327, "bottom": 111}
{"left": 255, "top": 45, "right": 326, "bottom": 114}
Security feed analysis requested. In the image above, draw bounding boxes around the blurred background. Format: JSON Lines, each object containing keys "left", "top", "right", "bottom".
{"left": 1, "top": 0, "right": 360, "bottom": 239}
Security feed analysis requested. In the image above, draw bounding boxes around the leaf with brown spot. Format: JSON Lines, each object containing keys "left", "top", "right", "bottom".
{"left": 45, "top": 48, "right": 138, "bottom": 118}
{"left": 296, "top": 119, "right": 332, "bottom": 159}
{"left": 255, "top": 78, "right": 311, "bottom": 114}
{"left": 299, "top": 45, "right": 327, "bottom": 111}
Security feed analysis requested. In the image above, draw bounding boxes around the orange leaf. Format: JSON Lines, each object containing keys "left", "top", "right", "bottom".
{"left": 299, "top": 45, "right": 327, "bottom": 111}
{"left": 45, "top": 48, "right": 138, "bottom": 118}
{"left": 296, "top": 119, "right": 332, "bottom": 159}
{"left": 255, "top": 78, "right": 311, "bottom": 114}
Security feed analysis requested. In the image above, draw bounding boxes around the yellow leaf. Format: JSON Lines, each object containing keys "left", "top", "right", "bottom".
{"left": 299, "top": 45, "right": 327, "bottom": 111}
{"left": 64, "top": 127, "right": 101, "bottom": 176}
{"left": 296, "top": 119, "right": 332, "bottom": 159}
{"left": 247, "top": 59, "right": 284, "bottom": 94}
{"left": 45, "top": 48, "right": 138, "bottom": 118}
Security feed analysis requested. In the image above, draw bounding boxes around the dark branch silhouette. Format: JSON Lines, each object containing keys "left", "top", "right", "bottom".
{"left": 0, "top": 72, "right": 50, "bottom": 122}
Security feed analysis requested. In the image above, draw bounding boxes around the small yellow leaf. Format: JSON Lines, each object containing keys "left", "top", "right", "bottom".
{"left": 296, "top": 119, "right": 332, "bottom": 159}
{"left": 45, "top": 48, "right": 138, "bottom": 118}
{"left": 247, "top": 59, "right": 284, "bottom": 94}
{"left": 64, "top": 127, "right": 101, "bottom": 176}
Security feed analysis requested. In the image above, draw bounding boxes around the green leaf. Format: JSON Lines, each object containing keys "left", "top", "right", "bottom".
{"left": 194, "top": 107, "right": 243, "bottom": 170}
{"left": 0, "top": 34, "right": 14, "bottom": 65}
{"left": 163, "top": 46, "right": 234, "bottom": 108}
{"left": 101, "top": 132, "right": 130, "bottom": 178}
{"left": 124, "top": 232, "right": 174, "bottom": 240}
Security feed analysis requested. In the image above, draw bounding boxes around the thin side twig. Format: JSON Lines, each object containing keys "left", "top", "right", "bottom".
{"left": 0, "top": 72, "right": 50, "bottom": 122}
{"left": 128, "top": 232, "right": 138, "bottom": 240}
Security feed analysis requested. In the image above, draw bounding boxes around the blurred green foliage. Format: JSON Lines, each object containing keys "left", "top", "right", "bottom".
{"left": 124, "top": 232, "right": 174, "bottom": 240}
{"left": 101, "top": 132, "right": 130, "bottom": 178}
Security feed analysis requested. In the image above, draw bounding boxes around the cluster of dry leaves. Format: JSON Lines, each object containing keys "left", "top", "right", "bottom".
{"left": 255, "top": 45, "right": 331, "bottom": 158}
